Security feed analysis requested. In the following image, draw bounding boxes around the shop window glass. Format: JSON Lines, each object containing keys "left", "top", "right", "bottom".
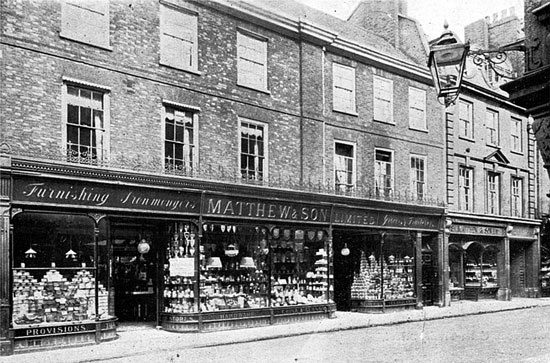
{"left": 464, "top": 243, "right": 498, "bottom": 288}
{"left": 350, "top": 234, "right": 415, "bottom": 301}
{"left": 12, "top": 213, "right": 109, "bottom": 326}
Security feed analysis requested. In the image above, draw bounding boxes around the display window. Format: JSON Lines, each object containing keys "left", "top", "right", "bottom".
{"left": 350, "top": 233, "right": 416, "bottom": 301}
{"left": 162, "top": 223, "right": 332, "bottom": 313}
{"left": 464, "top": 242, "right": 498, "bottom": 288}
{"left": 11, "top": 212, "right": 110, "bottom": 326}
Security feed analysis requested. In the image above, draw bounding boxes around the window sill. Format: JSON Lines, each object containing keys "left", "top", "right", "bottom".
{"left": 59, "top": 32, "right": 113, "bottom": 51}
{"left": 237, "top": 83, "right": 271, "bottom": 95}
{"left": 333, "top": 109, "right": 358, "bottom": 117}
{"left": 510, "top": 150, "right": 524, "bottom": 156}
{"left": 159, "top": 61, "right": 202, "bottom": 76}
{"left": 373, "top": 119, "right": 395, "bottom": 126}
{"left": 409, "top": 126, "right": 428, "bottom": 133}
{"left": 458, "top": 136, "right": 475, "bottom": 143}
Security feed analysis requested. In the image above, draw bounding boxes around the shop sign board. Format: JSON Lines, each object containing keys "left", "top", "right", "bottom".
{"left": 203, "top": 196, "right": 330, "bottom": 223}
{"left": 13, "top": 323, "right": 95, "bottom": 338}
{"left": 333, "top": 207, "right": 440, "bottom": 230}
{"left": 13, "top": 177, "right": 200, "bottom": 214}
{"left": 448, "top": 224, "right": 505, "bottom": 236}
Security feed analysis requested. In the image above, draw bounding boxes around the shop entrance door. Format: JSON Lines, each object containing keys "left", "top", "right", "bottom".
{"left": 112, "top": 221, "right": 160, "bottom": 323}
{"left": 510, "top": 244, "right": 526, "bottom": 297}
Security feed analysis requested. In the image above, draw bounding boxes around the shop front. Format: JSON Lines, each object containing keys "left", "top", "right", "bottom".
{"left": 447, "top": 217, "right": 540, "bottom": 302}
{"left": 331, "top": 205, "right": 444, "bottom": 313}
{"left": 3, "top": 173, "right": 340, "bottom": 354}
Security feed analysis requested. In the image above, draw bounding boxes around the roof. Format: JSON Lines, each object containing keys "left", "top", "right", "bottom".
{"left": 224, "top": 0, "right": 421, "bottom": 65}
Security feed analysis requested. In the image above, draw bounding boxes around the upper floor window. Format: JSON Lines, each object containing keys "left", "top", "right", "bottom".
{"left": 487, "top": 172, "right": 500, "bottom": 215}
{"left": 511, "top": 117, "right": 522, "bottom": 153}
{"left": 64, "top": 83, "right": 109, "bottom": 165}
{"left": 237, "top": 30, "right": 267, "bottom": 91}
{"left": 333, "top": 63, "right": 356, "bottom": 114}
{"left": 373, "top": 75, "right": 393, "bottom": 124}
{"left": 459, "top": 100, "right": 473, "bottom": 139}
{"left": 511, "top": 177, "right": 523, "bottom": 217}
{"left": 410, "top": 155, "right": 426, "bottom": 200}
{"left": 240, "top": 119, "right": 267, "bottom": 181}
{"left": 375, "top": 149, "right": 394, "bottom": 197}
{"left": 164, "top": 105, "right": 198, "bottom": 174}
{"left": 458, "top": 166, "right": 473, "bottom": 212}
{"left": 334, "top": 142, "right": 355, "bottom": 193}
{"left": 160, "top": 4, "right": 198, "bottom": 72}
{"left": 409, "top": 87, "right": 426, "bottom": 130}
{"left": 486, "top": 109, "right": 499, "bottom": 146}
{"left": 61, "top": 0, "right": 110, "bottom": 49}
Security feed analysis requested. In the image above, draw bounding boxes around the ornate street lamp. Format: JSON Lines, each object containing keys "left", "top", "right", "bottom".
{"left": 427, "top": 22, "right": 470, "bottom": 107}
{"left": 428, "top": 23, "right": 527, "bottom": 107}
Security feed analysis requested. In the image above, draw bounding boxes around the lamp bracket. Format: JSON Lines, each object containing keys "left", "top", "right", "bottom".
{"left": 470, "top": 44, "right": 526, "bottom": 79}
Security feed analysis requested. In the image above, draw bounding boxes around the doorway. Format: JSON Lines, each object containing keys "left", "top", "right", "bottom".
{"left": 111, "top": 220, "right": 161, "bottom": 323}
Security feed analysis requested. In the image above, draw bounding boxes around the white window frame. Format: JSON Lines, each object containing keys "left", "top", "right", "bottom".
{"left": 332, "top": 63, "right": 356, "bottom": 114}
{"left": 511, "top": 177, "right": 523, "bottom": 217}
{"left": 159, "top": 4, "right": 199, "bottom": 72}
{"left": 486, "top": 109, "right": 500, "bottom": 146}
{"left": 334, "top": 141, "right": 356, "bottom": 193}
{"left": 373, "top": 75, "right": 394, "bottom": 124}
{"left": 62, "top": 80, "right": 111, "bottom": 165}
{"left": 162, "top": 101, "right": 200, "bottom": 174}
{"left": 458, "top": 166, "right": 473, "bottom": 212}
{"left": 459, "top": 100, "right": 473, "bottom": 139}
{"left": 237, "top": 30, "right": 268, "bottom": 92}
{"left": 408, "top": 87, "right": 426, "bottom": 130}
{"left": 60, "top": 0, "right": 110, "bottom": 49}
{"left": 239, "top": 118, "right": 268, "bottom": 182}
{"left": 375, "top": 148, "right": 394, "bottom": 197}
{"left": 511, "top": 117, "right": 523, "bottom": 153}
{"left": 410, "top": 154, "right": 426, "bottom": 200}
{"left": 487, "top": 171, "right": 501, "bottom": 215}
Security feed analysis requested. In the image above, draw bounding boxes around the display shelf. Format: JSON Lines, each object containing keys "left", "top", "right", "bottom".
{"left": 350, "top": 251, "right": 415, "bottom": 307}
{"left": 12, "top": 269, "right": 109, "bottom": 326}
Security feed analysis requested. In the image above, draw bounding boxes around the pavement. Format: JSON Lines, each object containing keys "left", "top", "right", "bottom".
{"left": 5, "top": 297, "right": 550, "bottom": 363}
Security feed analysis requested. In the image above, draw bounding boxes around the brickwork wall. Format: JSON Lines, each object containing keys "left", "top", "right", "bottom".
{"left": 1, "top": 0, "right": 305, "bottom": 180}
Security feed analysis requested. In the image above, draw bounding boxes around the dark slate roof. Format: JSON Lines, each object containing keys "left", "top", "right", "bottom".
{"left": 232, "top": 0, "right": 420, "bottom": 64}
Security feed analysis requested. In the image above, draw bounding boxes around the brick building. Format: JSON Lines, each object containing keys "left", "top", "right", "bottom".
{"left": 4, "top": 0, "right": 535, "bottom": 355}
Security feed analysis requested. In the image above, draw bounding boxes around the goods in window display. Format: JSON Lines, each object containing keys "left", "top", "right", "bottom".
{"left": 465, "top": 263, "right": 498, "bottom": 287}
{"left": 13, "top": 269, "right": 108, "bottom": 326}
{"left": 351, "top": 251, "right": 414, "bottom": 300}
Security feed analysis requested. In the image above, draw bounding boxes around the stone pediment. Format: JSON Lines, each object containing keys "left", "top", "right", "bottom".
{"left": 483, "top": 149, "right": 510, "bottom": 165}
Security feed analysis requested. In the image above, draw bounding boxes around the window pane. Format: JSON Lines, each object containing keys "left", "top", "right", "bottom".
{"left": 68, "top": 104, "right": 79, "bottom": 124}
{"left": 80, "top": 107, "right": 91, "bottom": 127}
